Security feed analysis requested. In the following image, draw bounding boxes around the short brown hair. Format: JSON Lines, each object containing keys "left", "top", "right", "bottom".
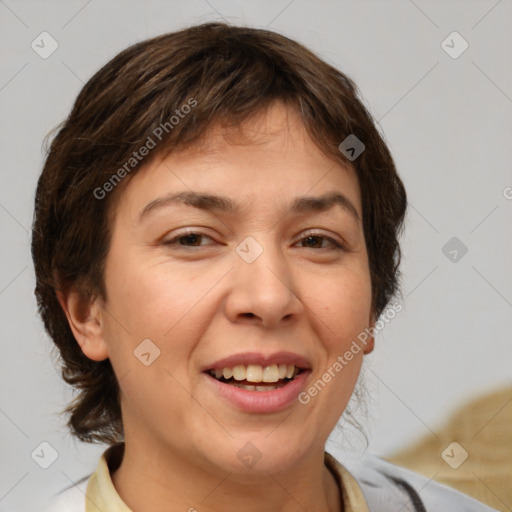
{"left": 31, "top": 22, "right": 407, "bottom": 444}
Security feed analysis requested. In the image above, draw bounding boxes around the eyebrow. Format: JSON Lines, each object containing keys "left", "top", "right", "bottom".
{"left": 138, "top": 191, "right": 360, "bottom": 223}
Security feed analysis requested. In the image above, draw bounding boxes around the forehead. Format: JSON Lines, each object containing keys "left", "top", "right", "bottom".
{"left": 112, "top": 102, "right": 362, "bottom": 223}
{"left": 171, "top": 102, "right": 346, "bottom": 168}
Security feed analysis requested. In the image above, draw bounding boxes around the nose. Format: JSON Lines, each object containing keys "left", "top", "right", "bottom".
{"left": 223, "top": 236, "right": 303, "bottom": 328}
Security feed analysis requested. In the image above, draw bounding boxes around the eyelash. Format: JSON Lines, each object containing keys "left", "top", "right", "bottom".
{"left": 162, "top": 230, "right": 346, "bottom": 251}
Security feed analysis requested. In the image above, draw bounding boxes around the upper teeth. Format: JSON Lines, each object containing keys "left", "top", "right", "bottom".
{"left": 211, "top": 364, "right": 299, "bottom": 383}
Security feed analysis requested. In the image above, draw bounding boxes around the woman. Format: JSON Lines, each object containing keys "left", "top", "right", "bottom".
{"left": 32, "top": 22, "right": 496, "bottom": 512}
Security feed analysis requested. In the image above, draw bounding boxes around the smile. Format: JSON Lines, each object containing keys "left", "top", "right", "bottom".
{"left": 208, "top": 364, "right": 302, "bottom": 391}
{"left": 203, "top": 352, "right": 311, "bottom": 413}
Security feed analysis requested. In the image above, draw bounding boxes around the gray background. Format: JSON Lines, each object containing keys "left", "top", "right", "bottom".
{"left": 1, "top": 1, "right": 511, "bottom": 511}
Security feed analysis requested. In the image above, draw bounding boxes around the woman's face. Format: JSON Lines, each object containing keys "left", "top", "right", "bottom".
{"left": 97, "top": 102, "right": 374, "bottom": 475}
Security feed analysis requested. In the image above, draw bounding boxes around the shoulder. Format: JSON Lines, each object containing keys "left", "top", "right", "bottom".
{"left": 42, "top": 475, "right": 90, "bottom": 512}
{"left": 330, "top": 452, "right": 499, "bottom": 511}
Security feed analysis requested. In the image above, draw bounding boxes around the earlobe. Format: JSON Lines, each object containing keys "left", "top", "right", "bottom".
{"left": 363, "top": 335, "right": 375, "bottom": 355}
{"left": 363, "top": 313, "right": 376, "bottom": 355}
{"left": 55, "top": 286, "right": 109, "bottom": 361}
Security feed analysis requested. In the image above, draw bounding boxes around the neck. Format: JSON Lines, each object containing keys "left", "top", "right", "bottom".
{"left": 110, "top": 439, "right": 342, "bottom": 512}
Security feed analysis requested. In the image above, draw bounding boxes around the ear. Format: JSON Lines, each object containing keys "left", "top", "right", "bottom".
{"left": 56, "top": 285, "right": 109, "bottom": 361}
{"left": 363, "top": 312, "right": 376, "bottom": 355}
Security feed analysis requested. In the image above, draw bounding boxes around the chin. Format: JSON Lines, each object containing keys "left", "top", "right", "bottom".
{"left": 199, "top": 431, "right": 319, "bottom": 477}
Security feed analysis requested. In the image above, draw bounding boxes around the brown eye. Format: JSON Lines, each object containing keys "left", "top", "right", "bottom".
{"left": 163, "top": 231, "right": 214, "bottom": 248}
{"left": 297, "top": 233, "right": 345, "bottom": 250}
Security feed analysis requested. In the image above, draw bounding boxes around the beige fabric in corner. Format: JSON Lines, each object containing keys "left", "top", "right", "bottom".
{"left": 387, "top": 386, "right": 512, "bottom": 512}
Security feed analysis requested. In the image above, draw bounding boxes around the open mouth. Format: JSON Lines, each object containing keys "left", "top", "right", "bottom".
{"left": 207, "top": 364, "right": 304, "bottom": 391}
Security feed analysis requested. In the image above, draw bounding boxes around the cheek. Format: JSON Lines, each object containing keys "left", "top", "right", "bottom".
{"left": 319, "top": 270, "right": 370, "bottom": 411}
{"left": 103, "top": 254, "right": 227, "bottom": 375}
{"left": 105, "top": 253, "right": 199, "bottom": 336}
{"left": 315, "top": 267, "right": 372, "bottom": 343}
{"left": 101, "top": 260, "right": 204, "bottom": 424}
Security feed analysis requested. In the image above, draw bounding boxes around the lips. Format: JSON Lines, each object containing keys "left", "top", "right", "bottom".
{"left": 202, "top": 351, "right": 311, "bottom": 412}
